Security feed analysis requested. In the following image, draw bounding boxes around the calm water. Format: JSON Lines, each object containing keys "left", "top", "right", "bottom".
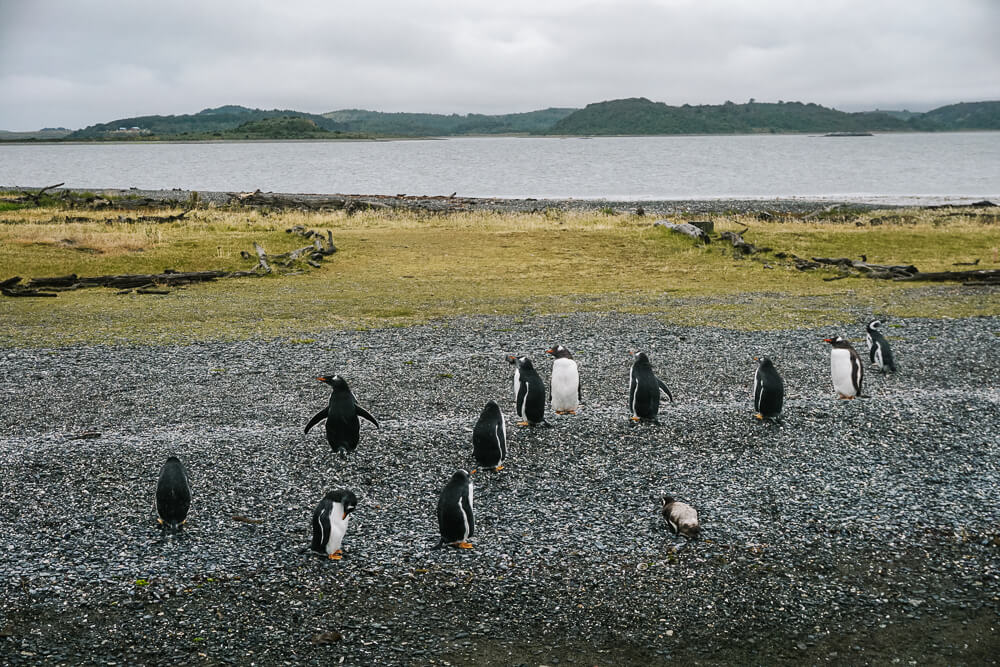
{"left": 2, "top": 133, "right": 998, "bottom": 205}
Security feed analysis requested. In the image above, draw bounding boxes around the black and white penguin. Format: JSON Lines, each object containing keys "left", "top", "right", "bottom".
{"left": 661, "top": 496, "right": 700, "bottom": 539}
{"left": 437, "top": 470, "right": 474, "bottom": 549}
{"left": 310, "top": 489, "right": 359, "bottom": 560}
{"left": 865, "top": 320, "right": 897, "bottom": 373}
{"left": 628, "top": 351, "right": 673, "bottom": 423}
{"left": 506, "top": 355, "right": 547, "bottom": 426}
{"left": 546, "top": 345, "right": 581, "bottom": 415}
{"left": 305, "top": 375, "right": 380, "bottom": 457}
{"left": 155, "top": 456, "right": 191, "bottom": 533}
{"left": 472, "top": 400, "right": 507, "bottom": 471}
{"left": 823, "top": 335, "right": 864, "bottom": 399}
{"left": 753, "top": 356, "right": 784, "bottom": 422}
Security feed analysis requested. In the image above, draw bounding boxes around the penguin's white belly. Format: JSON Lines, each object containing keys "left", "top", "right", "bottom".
{"left": 830, "top": 348, "right": 857, "bottom": 396}
{"left": 512, "top": 368, "right": 520, "bottom": 404}
{"left": 550, "top": 359, "right": 579, "bottom": 412}
{"left": 326, "top": 503, "right": 348, "bottom": 554}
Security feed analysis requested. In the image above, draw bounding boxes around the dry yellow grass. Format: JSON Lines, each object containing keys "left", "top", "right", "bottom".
{"left": 0, "top": 203, "right": 998, "bottom": 345}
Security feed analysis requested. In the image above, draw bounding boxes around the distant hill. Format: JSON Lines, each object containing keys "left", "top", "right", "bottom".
{"left": 65, "top": 106, "right": 348, "bottom": 140}
{"left": 548, "top": 98, "right": 911, "bottom": 135}
{"left": 321, "top": 107, "right": 576, "bottom": 136}
{"left": 8, "top": 99, "right": 999, "bottom": 141}
{"left": 908, "top": 101, "right": 1000, "bottom": 130}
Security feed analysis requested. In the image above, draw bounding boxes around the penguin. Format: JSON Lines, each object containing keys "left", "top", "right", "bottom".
{"left": 437, "top": 470, "right": 474, "bottom": 549}
{"left": 753, "top": 356, "right": 784, "bottom": 422}
{"left": 823, "top": 335, "right": 864, "bottom": 399}
{"left": 310, "top": 489, "right": 358, "bottom": 560}
{"left": 472, "top": 400, "right": 506, "bottom": 471}
{"left": 865, "top": 320, "right": 897, "bottom": 373}
{"left": 506, "top": 355, "right": 547, "bottom": 426}
{"left": 661, "top": 496, "right": 700, "bottom": 539}
{"left": 628, "top": 351, "right": 673, "bottom": 423}
{"left": 305, "top": 375, "right": 379, "bottom": 457}
{"left": 155, "top": 456, "right": 191, "bottom": 533}
{"left": 546, "top": 345, "right": 581, "bottom": 415}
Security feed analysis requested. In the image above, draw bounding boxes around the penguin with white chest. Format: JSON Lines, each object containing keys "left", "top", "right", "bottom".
{"left": 156, "top": 456, "right": 191, "bottom": 534}
{"left": 824, "top": 335, "right": 864, "bottom": 399}
{"left": 865, "top": 320, "right": 897, "bottom": 373}
{"left": 507, "top": 355, "right": 548, "bottom": 427}
{"left": 305, "top": 375, "right": 379, "bottom": 457}
{"left": 628, "top": 351, "right": 674, "bottom": 423}
{"left": 310, "top": 489, "right": 358, "bottom": 560}
{"left": 436, "top": 470, "right": 474, "bottom": 549}
{"left": 753, "top": 357, "right": 784, "bottom": 422}
{"left": 472, "top": 400, "right": 507, "bottom": 471}
{"left": 546, "top": 345, "right": 581, "bottom": 415}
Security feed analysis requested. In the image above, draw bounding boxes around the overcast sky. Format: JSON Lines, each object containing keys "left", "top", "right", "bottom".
{"left": 1, "top": 0, "right": 998, "bottom": 131}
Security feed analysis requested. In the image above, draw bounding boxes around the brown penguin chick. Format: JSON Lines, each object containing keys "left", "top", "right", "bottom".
{"left": 661, "top": 496, "right": 700, "bottom": 539}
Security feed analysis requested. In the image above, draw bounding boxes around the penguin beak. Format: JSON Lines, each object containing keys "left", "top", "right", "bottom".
{"left": 822, "top": 339, "right": 833, "bottom": 344}
{"left": 342, "top": 512, "right": 348, "bottom": 520}
{"left": 316, "top": 376, "right": 326, "bottom": 382}
{"left": 545, "top": 348, "right": 554, "bottom": 355}
{"left": 470, "top": 469, "right": 478, "bottom": 475}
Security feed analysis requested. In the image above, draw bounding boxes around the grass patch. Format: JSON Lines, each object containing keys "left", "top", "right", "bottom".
{"left": 1, "top": 205, "right": 998, "bottom": 345}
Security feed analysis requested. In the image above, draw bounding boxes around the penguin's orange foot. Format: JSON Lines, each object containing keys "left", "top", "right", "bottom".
{"left": 755, "top": 413, "right": 763, "bottom": 420}
{"left": 630, "top": 416, "right": 641, "bottom": 422}
{"left": 567, "top": 410, "right": 577, "bottom": 415}
{"left": 517, "top": 421, "right": 530, "bottom": 426}
{"left": 494, "top": 465, "right": 504, "bottom": 471}
{"left": 157, "top": 518, "right": 164, "bottom": 524}
{"left": 456, "top": 542, "right": 474, "bottom": 549}
{"left": 328, "top": 552, "right": 343, "bottom": 560}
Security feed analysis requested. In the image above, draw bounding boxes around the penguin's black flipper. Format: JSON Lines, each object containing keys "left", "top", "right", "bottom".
{"left": 657, "top": 378, "right": 674, "bottom": 402}
{"left": 355, "top": 404, "right": 380, "bottom": 428}
{"left": 305, "top": 407, "right": 328, "bottom": 434}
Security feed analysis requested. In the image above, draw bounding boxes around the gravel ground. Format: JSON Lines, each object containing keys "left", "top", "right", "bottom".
{"left": 1, "top": 313, "right": 999, "bottom": 666}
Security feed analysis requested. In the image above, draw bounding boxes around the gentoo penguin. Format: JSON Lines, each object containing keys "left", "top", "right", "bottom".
{"left": 310, "top": 489, "right": 358, "bottom": 560}
{"left": 155, "top": 456, "right": 191, "bottom": 533}
{"left": 472, "top": 400, "right": 507, "bottom": 471}
{"left": 546, "top": 345, "right": 581, "bottom": 415}
{"left": 628, "top": 351, "right": 673, "bottom": 423}
{"left": 506, "top": 355, "right": 547, "bottom": 426}
{"left": 865, "top": 320, "right": 897, "bottom": 373}
{"left": 661, "top": 496, "right": 700, "bottom": 539}
{"left": 437, "top": 470, "right": 474, "bottom": 549}
{"left": 753, "top": 357, "right": 784, "bottom": 422}
{"left": 823, "top": 336, "right": 864, "bottom": 399}
{"left": 305, "top": 375, "right": 379, "bottom": 457}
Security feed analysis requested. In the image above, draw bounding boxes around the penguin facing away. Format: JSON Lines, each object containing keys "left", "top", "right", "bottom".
{"left": 823, "top": 336, "right": 864, "bottom": 399}
{"left": 156, "top": 456, "right": 191, "bottom": 533}
{"left": 753, "top": 356, "right": 785, "bottom": 422}
{"left": 628, "top": 351, "right": 674, "bottom": 423}
{"left": 506, "top": 355, "right": 548, "bottom": 427}
{"left": 865, "top": 320, "right": 897, "bottom": 373}
{"left": 546, "top": 345, "right": 581, "bottom": 415}
{"left": 437, "top": 470, "right": 475, "bottom": 549}
{"left": 305, "top": 375, "right": 379, "bottom": 457}
{"left": 311, "top": 489, "right": 359, "bottom": 560}
{"left": 472, "top": 400, "right": 507, "bottom": 471}
{"left": 661, "top": 496, "right": 700, "bottom": 539}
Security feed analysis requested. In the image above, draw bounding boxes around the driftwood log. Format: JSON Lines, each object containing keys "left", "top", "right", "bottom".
{"left": 229, "top": 190, "right": 391, "bottom": 214}
{"left": 653, "top": 219, "right": 711, "bottom": 243}
{"left": 719, "top": 229, "right": 770, "bottom": 256}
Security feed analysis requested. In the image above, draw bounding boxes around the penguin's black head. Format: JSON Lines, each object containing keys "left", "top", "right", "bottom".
{"left": 631, "top": 351, "right": 650, "bottom": 365}
{"left": 509, "top": 355, "right": 533, "bottom": 371}
{"left": 450, "top": 469, "right": 472, "bottom": 486}
{"left": 661, "top": 495, "right": 675, "bottom": 513}
{"left": 546, "top": 345, "right": 573, "bottom": 359}
{"left": 317, "top": 375, "right": 350, "bottom": 391}
{"left": 481, "top": 400, "right": 501, "bottom": 417}
{"left": 867, "top": 319, "right": 883, "bottom": 331}
{"left": 823, "top": 336, "right": 845, "bottom": 345}
{"left": 326, "top": 489, "right": 359, "bottom": 514}
{"left": 756, "top": 356, "right": 774, "bottom": 369}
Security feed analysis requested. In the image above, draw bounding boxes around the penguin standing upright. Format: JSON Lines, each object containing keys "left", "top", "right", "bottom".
{"left": 310, "top": 489, "right": 359, "bottom": 560}
{"left": 546, "top": 345, "right": 581, "bottom": 415}
{"left": 628, "top": 351, "right": 673, "bottom": 423}
{"left": 753, "top": 357, "right": 784, "bottom": 422}
{"left": 865, "top": 320, "right": 897, "bottom": 373}
{"left": 472, "top": 400, "right": 507, "bottom": 471}
{"left": 437, "top": 470, "right": 474, "bottom": 549}
{"left": 661, "top": 496, "right": 700, "bottom": 539}
{"left": 305, "top": 375, "right": 379, "bottom": 457}
{"left": 155, "top": 456, "right": 191, "bottom": 533}
{"left": 507, "top": 355, "right": 547, "bottom": 426}
{"left": 824, "top": 336, "right": 864, "bottom": 399}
